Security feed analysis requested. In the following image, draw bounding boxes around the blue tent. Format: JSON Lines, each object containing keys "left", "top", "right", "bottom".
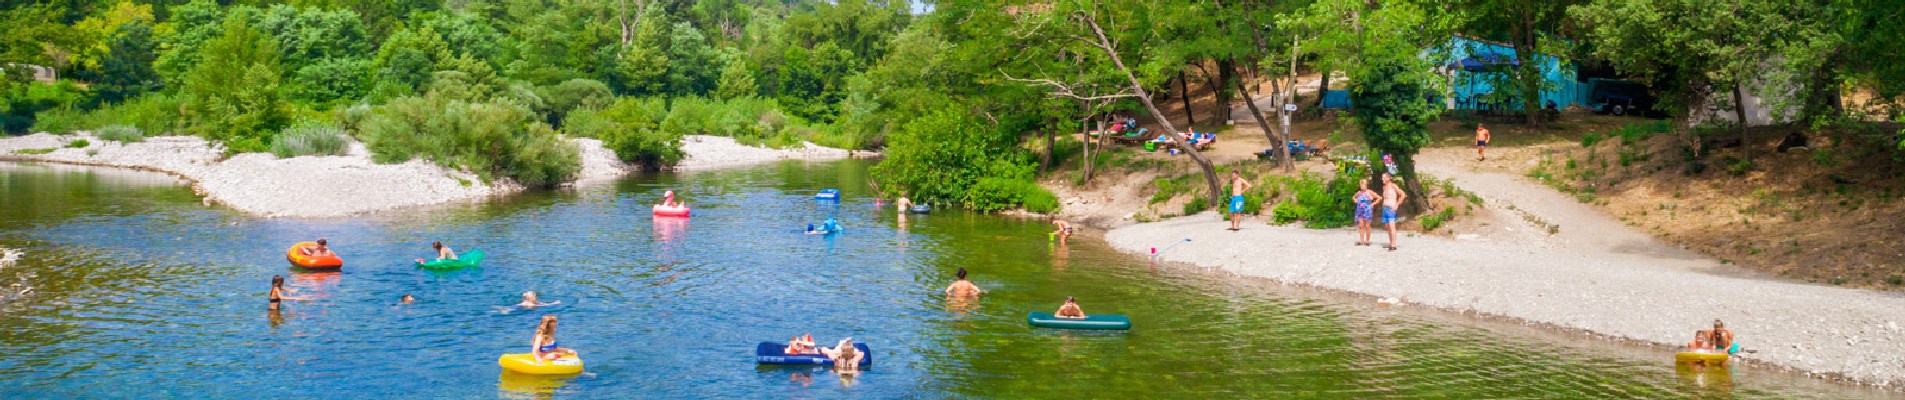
{"left": 1321, "top": 90, "right": 1352, "bottom": 109}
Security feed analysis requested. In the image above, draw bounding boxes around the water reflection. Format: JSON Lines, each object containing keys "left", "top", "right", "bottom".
{"left": 496, "top": 370, "right": 579, "bottom": 400}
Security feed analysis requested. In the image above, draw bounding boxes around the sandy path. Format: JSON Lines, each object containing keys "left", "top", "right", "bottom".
{"left": 1103, "top": 145, "right": 1905, "bottom": 389}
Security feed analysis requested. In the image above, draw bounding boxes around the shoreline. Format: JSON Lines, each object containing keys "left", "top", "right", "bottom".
{"left": 1104, "top": 212, "right": 1905, "bottom": 390}
{"left": 0, "top": 132, "right": 859, "bottom": 218}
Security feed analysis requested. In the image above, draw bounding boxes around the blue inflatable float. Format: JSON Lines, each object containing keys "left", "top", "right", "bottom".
{"left": 1027, "top": 312, "right": 1132, "bottom": 330}
{"left": 754, "top": 342, "right": 873, "bottom": 366}
{"left": 907, "top": 204, "right": 931, "bottom": 214}
{"left": 814, "top": 189, "right": 841, "bottom": 200}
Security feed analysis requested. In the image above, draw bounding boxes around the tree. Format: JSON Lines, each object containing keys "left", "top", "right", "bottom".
{"left": 714, "top": 52, "right": 756, "bottom": 100}
{"left": 1300, "top": 0, "right": 1453, "bottom": 214}
{"left": 1456, "top": 0, "right": 1578, "bottom": 129}
{"left": 91, "top": 22, "right": 159, "bottom": 105}
{"left": 182, "top": 16, "right": 288, "bottom": 152}
{"left": 665, "top": 21, "right": 717, "bottom": 96}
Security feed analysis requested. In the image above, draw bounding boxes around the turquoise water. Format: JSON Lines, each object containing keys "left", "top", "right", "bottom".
{"left": 0, "top": 160, "right": 1896, "bottom": 399}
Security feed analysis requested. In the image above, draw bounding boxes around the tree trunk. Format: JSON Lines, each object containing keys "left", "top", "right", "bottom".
{"left": 1312, "top": 72, "right": 1330, "bottom": 117}
{"left": 1179, "top": 70, "right": 1196, "bottom": 127}
{"left": 1041, "top": 128, "right": 1053, "bottom": 174}
{"left": 1733, "top": 83, "right": 1750, "bottom": 166}
{"left": 1514, "top": 6, "right": 1542, "bottom": 129}
{"left": 1216, "top": 58, "right": 1235, "bottom": 123}
{"left": 1082, "top": 15, "right": 1223, "bottom": 210}
{"left": 1235, "top": 72, "right": 1292, "bottom": 172}
{"left": 1394, "top": 152, "right": 1429, "bottom": 216}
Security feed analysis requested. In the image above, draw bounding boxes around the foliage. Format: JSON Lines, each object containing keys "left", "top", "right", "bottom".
{"left": 270, "top": 120, "right": 349, "bottom": 158}
{"left": 96, "top": 124, "right": 144, "bottom": 142}
{"left": 30, "top": 107, "right": 92, "bottom": 135}
{"left": 872, "top": 107, "right": 1050, "bottom": 211}
{"left": 1418, "top": 206, "right": 1457, "bottom": 231}
{"left": 66, "top": 139, "right": 90, "bottom": 148}
{"left": 5, "top": 81, "right": 91, "bottom": 134}
{"left": 181, "top": 16, "right": 288, "bottom": 153}
{"left": 90, "top": 22, "right": 161, "bottom": 105}
{"left": 358, "top": 91, "right": 580, "bottom": 187}
{"left": 540, "top": 79, "right": 614, "bottom": 127}
{"left": 561, "top": 97, "right": 683, "bottom": 168}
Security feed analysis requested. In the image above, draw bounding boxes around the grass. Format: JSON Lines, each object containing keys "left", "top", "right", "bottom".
{"left": 96, "top": 124, "right": 145, "bottom": 142}
{"left": 66, "top": 139, "right": 89, "bottom": 148}
{"left": 14, "top": 148, "right": 56, "bottom": 154}
{"left": 270, "top": 121, "right": 350, "bottom": 158}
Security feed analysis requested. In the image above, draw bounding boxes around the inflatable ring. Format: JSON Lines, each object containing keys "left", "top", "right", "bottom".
{"left": 499, "top": 353, "right": 583, "bottom": 375}
{"left": 653, "top": 204, "right": 691, "bottom": 217}
{"left": 286, "top": 242, "right": 342, "bottom": 269}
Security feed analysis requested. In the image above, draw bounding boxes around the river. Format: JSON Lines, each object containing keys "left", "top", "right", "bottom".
{"left": 0, "top": 160, "right": 1895, "bottom": 399}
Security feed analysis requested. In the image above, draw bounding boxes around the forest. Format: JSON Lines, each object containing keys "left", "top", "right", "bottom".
{"left": 2, "top": 0, "right": 1900, "bottom": 210}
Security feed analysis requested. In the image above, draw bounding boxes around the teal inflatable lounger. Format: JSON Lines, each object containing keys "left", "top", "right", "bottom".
{"left": 1027, "top": 312, "right": 1131, "bottom": 330}
{"left": 416, "top": 250, "right": 484, "bottom": 270}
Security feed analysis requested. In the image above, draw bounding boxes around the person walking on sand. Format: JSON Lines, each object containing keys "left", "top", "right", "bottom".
{"left": 1353, "top": 177, "right": 1378, "bottom": 246}
{"left": 1380, "top": 173, "right": 1407, "bottom": 251}
{"left": 1475, "top": 124, "right": 1491, "bottom": 161}
{"left": 1227, "top": 171, "right": 1253, "bottom": 231}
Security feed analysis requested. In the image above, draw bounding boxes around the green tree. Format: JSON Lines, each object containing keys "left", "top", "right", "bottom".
{"left": 182, "top": 16, "right": 288, "bottom": 153}
{"left": 714, "top": 51, "right": 757, "bottom": 100}
{"left": 91, "top": 22, "right": 160, "bottom": 105}
{"left": 1455, "top": 0, "right": 1579, "bottom": 128}
{"left": 666, "top": 21, "right": 717, "bottom": 96}
{"left": 1299, "top": 0, "right": 1454, "bottom": 214}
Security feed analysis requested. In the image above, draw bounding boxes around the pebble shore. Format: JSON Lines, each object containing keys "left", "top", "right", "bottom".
{"left": 1106, "top": 213, "right": 1905, "bottom": 390}
{"left": 0, "top": 132, "right": 854, "bottom": 218}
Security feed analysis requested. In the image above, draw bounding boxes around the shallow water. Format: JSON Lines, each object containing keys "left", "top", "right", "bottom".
{"left": 0, "top": 160, "right": 1897, "bottom": 399}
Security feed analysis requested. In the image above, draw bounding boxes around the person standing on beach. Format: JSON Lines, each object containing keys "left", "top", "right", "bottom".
{"left": 1475, "top": 124, "right": 1491, "bottom": 161}
{"left": 1380, "top": 173, "right": 1407, "bottom": 251}
{"left": 1353, "top": 178, "right": 1378, "bottom": 246}
{"left": 1227, "top": 171, "right": 1253, "bottom": 231}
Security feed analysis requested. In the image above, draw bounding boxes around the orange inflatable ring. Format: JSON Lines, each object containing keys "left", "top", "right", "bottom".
{"left": 286, "top": 242, "right": 343, "bottom": 269}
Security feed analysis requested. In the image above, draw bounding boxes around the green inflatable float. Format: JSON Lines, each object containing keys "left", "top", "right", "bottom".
{"left": 1027, "top": 312, "right": 1131, "bottom": 330}
{"left": 416, "top": 250, "right": 484, "bottom": 270}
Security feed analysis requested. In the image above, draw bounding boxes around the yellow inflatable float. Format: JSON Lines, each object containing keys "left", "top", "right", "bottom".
{"left": 498, "top": 353, "right": 583, "bottom": 375}
{"left": 1673, "top": 348, "right": 1729, "bottom": 363}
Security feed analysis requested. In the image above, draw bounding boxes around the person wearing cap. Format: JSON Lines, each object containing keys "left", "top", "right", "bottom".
{"left": 820, "top": 338, "right": 863, "bottom": 371}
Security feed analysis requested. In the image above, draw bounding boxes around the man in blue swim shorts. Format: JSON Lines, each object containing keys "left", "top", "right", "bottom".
{"left": 1228, "top": 171, "right": 1253, "bottom": 231}
{"left": 1380, "top": 173, "right": 1408, "bottom": 250}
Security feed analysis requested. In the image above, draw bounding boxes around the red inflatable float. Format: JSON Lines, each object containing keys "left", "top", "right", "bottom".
{"left": 286, "top": 242, "right": 343, "bottom": 269}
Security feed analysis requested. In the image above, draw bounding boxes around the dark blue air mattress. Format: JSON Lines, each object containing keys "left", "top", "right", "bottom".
{"left": 755, "top": 342, "right": 873, "bottom": 366}
{"left": 907, "top": 204, "right": 931, "bottom": 214}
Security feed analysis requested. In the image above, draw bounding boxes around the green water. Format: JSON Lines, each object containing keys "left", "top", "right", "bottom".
{"left": 0, "top": 159, "right": 1895, "bottom": 399}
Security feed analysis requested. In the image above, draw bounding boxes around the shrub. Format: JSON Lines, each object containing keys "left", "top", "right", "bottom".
{"left": 1183, "top": 196, "right": 1207, "bottom": 215}
{"left": 540, "top": 78, "right": 614, "bottom": 126}
{"left": 359, "top": 93, "right": 580, "bottom": 187}
{"left": 562, "top": 98, "right": 683, "bottom": 168}
{"left": 965, "top": 177, "right": 1059, "bottom": 213}
{"left": 1580, "top": 131, "right": 1605, "bottom": 147}
{"left": 1419, "top": 207, "right": 1456, "bottom": 231}
{"left": 31, "top": 107, "right": 93, "bottom": 134}
{"left": 271, "top": 120, "right": 350, "bottom": 158}
{"left": 96, "top": 124, "right": 145, "bottom": 142}
{"left": 1271, "top": 203, "right": 1304, "bottom": 224}
{"left": 67, "top": 139, "right": 90, "bottom": 148}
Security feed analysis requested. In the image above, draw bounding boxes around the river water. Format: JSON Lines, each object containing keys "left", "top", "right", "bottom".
{"left": 0, "top": 160, "right": 1896, "bottom": 399}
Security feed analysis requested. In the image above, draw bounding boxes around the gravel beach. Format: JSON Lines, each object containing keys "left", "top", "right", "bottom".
{"left": 0, "top": 132, "right": 855, "bottom": 218}
{"left": 1106, "top": 212, "right": 1905, "bottom": 389}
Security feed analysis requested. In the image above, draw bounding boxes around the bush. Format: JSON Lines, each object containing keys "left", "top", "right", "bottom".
{"left": 67, "top": 139, "right": 90, "bottom": 148}
{"left": 965, "top": 177, "right": 1059, "bottom": 212}
{"left": 96, "top": 124, "right": 145, "bottom": 142}
{"left": 359, "top": 93, "right": 581, "bottom": 187}
{"left": 31, "top": 108, "right": 94, "bottom": 134}
{"left": 271, "top": 120, "right": 350, "bottom": 158}
{"left": 1419, "top": 207, "right": 1456, "bottom": 231}
{"left": 1580, "top": 131, "right": 1605, "bottom": 147}
{"left": 873, "top": 107, "right": 1050, "bottom": 211}
{"left": 562, "top": 98, "right": 683, "bottom": 168}
{"left": 1271, "top": 203, "right": 1304, "bottom": 224}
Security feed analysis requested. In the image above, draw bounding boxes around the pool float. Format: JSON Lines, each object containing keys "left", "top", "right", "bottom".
{"left": 754, "top": 342, "right": 873, "bottom": 366}
{"left": 1675, "top": 343, "right": 1740, "bottom": 363}
{"left": 907, "top": 204, "right": 931, "bottom": 214}
{"left": 814, "top": 189, "right": 840, "bottom": 201}
{"left": 498, "top": 353, "right": 584, "bottom": 375}
{"left": 285, "top": 242, "right": 342, "bottom": 269}
{"left": 1027, "top": 312, "right": 1131, "bottom": 330}
{"left": 415, "top": 249, "right": 484, "bottom": 269}
{"left": 652, "top": 203, "right": 691, "bottom": 217}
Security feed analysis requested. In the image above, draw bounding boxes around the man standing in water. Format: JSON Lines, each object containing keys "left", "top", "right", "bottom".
{"left": 1381, "top": 173, "right": 1407, "bottom": 251}
{"left": 1227, "top": 171, "right": 1253, "bottom": 231}
{"left": 1475, "top": 123, "right": 1491, "bottom": 161}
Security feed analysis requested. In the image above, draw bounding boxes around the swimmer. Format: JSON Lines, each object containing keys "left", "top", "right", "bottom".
{"left": 944, "top": 267, "right": 985, "bottom": 296}
{"left": 1050, "top": 219, "right": 1073, "bottom": 244}
{"left": 531, "top": 315, "right": 578, "bottom": 362}
{"left": 400, "top": 294, "right": 416, "bottom": 304}
{"left": 298, "top": 239, "right": 333, "bottom": 256}
{"left": 267, "top": 275, "right": 306, "bottom": 311}
{"left": 820, "top": 338, "right": 864, "bottom": 372}
{"left": 823, "top": 215, "right": 843, "bottom": 232}
{"left": 517, "top": 291, "right": 560, "bottom": 308}
{"left": 785, "top": 334, "right": 817, "bottom": 354}
{"left": 431, "top": 241, "right": 456, "bottom": 260}
{"left": 1054, "top": 296, "right": 1085, "bottom": 319}
{"left": 896, "top": 194, "right": 914, "bottom": 211}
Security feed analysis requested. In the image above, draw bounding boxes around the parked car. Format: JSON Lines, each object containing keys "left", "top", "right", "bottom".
{"left": 1587, "top": 78, "right": 1660, "bottom": 117}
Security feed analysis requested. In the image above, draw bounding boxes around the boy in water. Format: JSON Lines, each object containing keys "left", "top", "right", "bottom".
{"left": 1050, "top": 219, "right": 1073, "bottom": 244}
{"left": 944, "top": 267, "right": 985, "bottom": 296}
{"left": 1228, "top": 171, "right": 1253, "bottom": 231}
{"left": 1475, "top": 124, "right": 1491, "bottom": 161}
{"left": 1381, "top": 173, "right": 1407, "bottom": 251}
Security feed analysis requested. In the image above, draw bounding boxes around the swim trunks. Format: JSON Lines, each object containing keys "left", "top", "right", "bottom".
{"left": 1477, "top": 140, "right": 1488, "bottom": 147}
{"left": 1229, "top": 195, "right": 1245, "bottom": 213}
{"left": 1382, "top": 206, "right": 1398, "bottom": 224}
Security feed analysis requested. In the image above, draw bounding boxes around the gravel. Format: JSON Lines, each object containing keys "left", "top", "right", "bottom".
{"left": 1, "top": 133, "right": 856, "bottom": 218}
{"left": 1106, "top": 212, "right": 1905, "bottom": 389}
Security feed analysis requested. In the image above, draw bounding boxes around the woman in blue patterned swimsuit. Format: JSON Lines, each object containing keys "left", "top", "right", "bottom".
{"left": 1352, "top": 178, "right": 1378, "bottom": 246}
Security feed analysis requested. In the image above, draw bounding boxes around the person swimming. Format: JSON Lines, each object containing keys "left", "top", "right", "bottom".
{"left": 431, "top": 241, "right": 456, "bottom": 260}
{"left": 517, "top": 291, "right": 560, "bottom": 308}
{"left": 823, "top": 216, "right": 842, "bottom": 232}
{"left": 1054, "top": 296, "right": 1085, "bottom": 319}
{"left": 267, "top": 275, "right": 305, "bottom": 311}
{"left": 531, "top": 315, "right": 578, "bottom": 362}
{"left": 785, "top": 334, "right": 817, "bottom": 354}
{"left": 400, "top": 294, "right": 416, "bottom": 304}
{"left": 819, "top": 337, "right": 864, "bottom": 372}
{"left": 944, "top": 267, "right": 985, "bottom": 296}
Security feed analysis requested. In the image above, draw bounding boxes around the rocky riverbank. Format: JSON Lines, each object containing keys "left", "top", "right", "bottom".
{"left": 0, "top": 132, "right": 857, "bottom": 218}
{"left": 1105, "top": 213, "right": 1905, "bottom": 390}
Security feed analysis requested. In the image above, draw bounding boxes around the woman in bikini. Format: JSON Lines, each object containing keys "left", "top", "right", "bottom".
{"left": 267, "top": 275, "right": 305, "bottom": 311}
{"left": 531, "top": 315, "right": 578, "bottom": 362}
